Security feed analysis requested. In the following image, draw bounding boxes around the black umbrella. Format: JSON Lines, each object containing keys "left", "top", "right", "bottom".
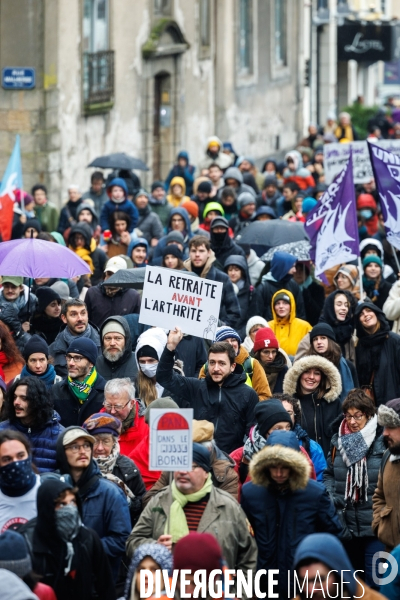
{"left": 88, "top": 152, "right": 149, "bottom": 171}
{"left": 237, "top": 221, "right": 309, "bottom": 256}
{"left": 102, "top": 268, "right": 146, "bottom": 290}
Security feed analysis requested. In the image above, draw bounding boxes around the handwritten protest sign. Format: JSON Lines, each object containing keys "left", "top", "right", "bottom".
{"left": 149, "top": 409, "right": 193, "bottom": 471}
{"left": 139, "top": 265, "right": 223, "bottom": 340}
{"left": 324, "top": 139, "right": 400, "bottom": 184}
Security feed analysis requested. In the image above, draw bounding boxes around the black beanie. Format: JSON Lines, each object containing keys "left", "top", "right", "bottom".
{"left": 198, "top": 181, "right": 212, "bottom": 194}
{"left": 162, "top": 245, "right": 183, "bottom": 261}
{"left": 136, "top": 344, "right": 159, "bottom": 361}
{"left": 23, "top": 334, "right": 49, "bottom": 360}
{"left": 151, "top": 181, "right": 165, "bottom": 192}
{"left": 255, "top": 399, "right": 292, "bottom": 438}
{"left": 192, "top": 442, "right": 211, "bottom": 472}
{"left": 36, "top": 286, "right": 61, "bottom": 314}
{"left": 309, "top": 323, "right": 336, "bottom": 343}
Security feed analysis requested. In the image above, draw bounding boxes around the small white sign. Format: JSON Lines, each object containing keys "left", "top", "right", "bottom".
{"left": 139, "top": 265, "right": 222, "bottom": 340}
{"left": 324, "top": 139, "right": 400, "bottom": 184}
{"left": 149, "top": 409, "right": 193, "bottom": 472}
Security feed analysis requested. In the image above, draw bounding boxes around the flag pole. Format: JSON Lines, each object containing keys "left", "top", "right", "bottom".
{"left": 358, "top": 256, "right": 364, "bottom": 301}
{"left": 391, "top": 244, "right": 400, "bottom": 274}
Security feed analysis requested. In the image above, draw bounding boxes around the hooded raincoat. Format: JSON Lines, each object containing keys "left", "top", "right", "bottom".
{"left": 268, "top": 289, "right": 312, "bottom": 356}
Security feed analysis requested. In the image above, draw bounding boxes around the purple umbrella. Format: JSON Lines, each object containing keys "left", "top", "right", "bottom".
{"left": 0, "top": 238, "right": 91, "bottom": 278}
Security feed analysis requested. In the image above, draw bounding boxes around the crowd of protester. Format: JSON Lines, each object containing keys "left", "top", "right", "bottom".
{"left": 3, "top": 114, "right": 400, "bottom": 599}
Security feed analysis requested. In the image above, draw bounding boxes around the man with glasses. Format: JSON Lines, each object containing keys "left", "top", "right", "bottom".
{"left": 52, "top": 338, "right": 106, "bottom": 427}
{"left": 102, "top": 378, "right": 148, "bottom": 457}
{"left": 96, "top": 316, "right": 138, "bottom": 382}
{"left": 127, "top": 442, "right": 257, "bottom": 573}
{"left": 56, "top": 425, "right": 131, "bottom": 583}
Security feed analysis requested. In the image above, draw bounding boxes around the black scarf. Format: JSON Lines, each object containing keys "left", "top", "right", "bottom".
{"left": 319, "top": 290, "right": 356, "bottom": 350}
{"left": 356, "top": 326, "right": 390, "bottom": 387}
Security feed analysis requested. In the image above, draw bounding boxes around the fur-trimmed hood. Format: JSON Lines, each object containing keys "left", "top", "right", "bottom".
{"left": 250, "top": 444, "right": 310, "bottom": 491}
{"left": 378, "top": 399, "right": 400, "bottom": 428}
{"left": 283, "top": 355, "right": 342, "bottom": 402}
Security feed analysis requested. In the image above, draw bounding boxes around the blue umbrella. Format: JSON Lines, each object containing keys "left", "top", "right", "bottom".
{"left": 0, "top": 238, "right": 91, "bottom": 278}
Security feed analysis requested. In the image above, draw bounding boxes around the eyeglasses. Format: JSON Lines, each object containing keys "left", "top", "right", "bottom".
{"left": 65, "top": 354, "right": 85, "bottom": 363}
{"left": 103, "top": 400, "right": 131, "bottom": 412}
{"left": 344, "top": 413, "right": 365, "bottom": 422}
{"left": 93, "top": 436, "right": 114, "bottom": 447}
{"left": 65, "top": 442, "right": 91, "bottom": 453}
{"left": 103, "top": 335, "right": 124, "bottom": 343}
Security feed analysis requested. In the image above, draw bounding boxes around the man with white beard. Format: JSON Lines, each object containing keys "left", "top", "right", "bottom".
{"left": 96, "top": 316, "right": 138, "bottom": 381}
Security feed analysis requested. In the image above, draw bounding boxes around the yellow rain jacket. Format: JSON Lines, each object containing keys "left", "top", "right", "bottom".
{"left": 268, "top": 289, "right": 312, "bottom": 357}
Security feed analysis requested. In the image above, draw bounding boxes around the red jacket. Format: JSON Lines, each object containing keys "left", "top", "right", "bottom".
{"left": 129, "top": 431, "right": 161, "bottom": 490}
{"left": 284, "top": 173, "right": 315, "bottom": 191}
{"left": 230, "top": 445, "right": 316, "bottom": 499}
{"left": 101, "top": 400, "right": 149, "bottom": 458}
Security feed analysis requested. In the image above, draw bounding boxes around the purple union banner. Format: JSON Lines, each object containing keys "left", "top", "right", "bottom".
{"left": 305, "top": 150, "right": 359, "bottom": 277}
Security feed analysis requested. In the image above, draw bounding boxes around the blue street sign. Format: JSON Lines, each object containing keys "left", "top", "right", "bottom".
{"left": 2, "top": 67, "right": 36, "bottom": 90}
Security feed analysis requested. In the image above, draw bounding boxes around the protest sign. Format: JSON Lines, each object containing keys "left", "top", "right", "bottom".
{"left": 324, "top": 139, "right": 400, "bottom": 184}
{"left": 139, "top": 265, "right": 223, "bottom": 340}
{"left": 149, "top": 409, "right": 193, "bottom": 471}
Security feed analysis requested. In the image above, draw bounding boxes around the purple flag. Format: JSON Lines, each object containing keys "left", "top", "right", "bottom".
{"left": 368, "top": 140, "right": 400, "bottom": 250}
{"left": 305, "top": 151, "right": 359, "bottom": 277}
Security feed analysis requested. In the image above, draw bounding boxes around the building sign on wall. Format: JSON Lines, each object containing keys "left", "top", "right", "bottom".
{"left": 2, "top": 68, "right": 36, "bottom": 90}
{"left": 338, "top": 22, "right": 400, "bottom": 63}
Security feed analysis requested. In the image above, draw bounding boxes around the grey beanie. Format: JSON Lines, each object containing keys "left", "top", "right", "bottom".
{"left": 0, "top": 531, "right": 32, "bottom": 578}
{"left": 144, "top": 396, "right": 179, "bottom": 424}
{"left": 378, "top": 399, "right": 400, "bottom": 428}
{"left": 238, "top": 192, "right": 257, "bottom": 208}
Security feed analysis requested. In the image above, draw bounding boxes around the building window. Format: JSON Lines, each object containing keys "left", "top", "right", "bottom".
{"left": 200, "top": 0, "right": 211, "bottom": 49}
{"left": 274, "top": 0, "right": 287, "bottom": 67}
{"left": 238, "top": 0, "right": 253, "bottom": 74}
{"left": 83, "top": 0, "right": 114, "bottom": 113}
{"left": 154, "top": 0, "right": 172, "bottom": 15}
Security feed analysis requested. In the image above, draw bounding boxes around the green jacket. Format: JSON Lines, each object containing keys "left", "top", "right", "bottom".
{"left": 126, "top": 484, "right": 257, "bottom": 571}
{"left": 35, "top": 202, "right": 59, "bottom": 232}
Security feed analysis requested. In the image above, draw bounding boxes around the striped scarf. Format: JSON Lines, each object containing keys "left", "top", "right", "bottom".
{"left": 338, "top": 415, "right": 377, "bottom": 503}
{"left": 68, "top": 366, "right": 97, "bottom": 403}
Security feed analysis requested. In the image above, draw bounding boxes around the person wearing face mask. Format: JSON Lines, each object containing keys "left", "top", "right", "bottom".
{"left": 283, "top": 355, "right": 343, "bottom": 457}
{"left": 209, "top": 216, "right": 245, "bottom": 270}
{"left": 323, "top": 389, "right": 385, "bottom": 589}
{"left": 30, "top": 287, "right": 63, "bottom": 345}
{"left": 135, "top": 328, "right": 174, "bottom": 407}
{"left": 355, "top": 301, "right": 400, "bottom": 406}
{"left": 19, "top": 478, "right": 114, "bottom": 600}
{"left": 357, "top": 194, "right": 379, "bottom": 236}
{"left": 0, "top": 430, "right": 40, "bottom": 533}
{"left": 362, "top": 255, "right": 392, "bottom": 310}
{"left": 56, "top": 426, "right": 131, "bottom": 584}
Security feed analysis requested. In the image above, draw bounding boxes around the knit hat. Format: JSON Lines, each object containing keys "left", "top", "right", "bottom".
{"left": 377, "top": 399, "right": 400, "bottom": 428}
{"left": 50, "top": 280, "right": 70, "bottom": 300}
{"left": 23, "top": 334, "right": 49, "bottom": 360}
{"left": 203, "top": 202, "right": 224, "bottom": 219}
{"left": 214, "top": 326, "right": 241, "bottom": 344}
{"left": 66, "top": 337, "right": 98, "bottom": 365}
{"left": 22, "top": 219, "right": 42, "bottom": 235}
{"left": 197, "top": 181, "right": 212, "bottom": 194}
{"left": 15, "top": 190, "right": 34, "bottom": 207}
{"left": 253, "top": 328, "right": 279, "bottom": 352}
{"left": 165, "top": 231, "right": 185, "bottom": 245}
{"left": 302, "top": 197, "right": 318, "bottom": 215}
{"left": 82, "top": 412, "right": 122, "bottom": 437}
{"left": 151, "top": 180, "right": 165, "bottom": 192}
{"left": 181, "top": 200, "right": 199, "bottom": 219}
{"left": 1, "top": 276, "right": 23, "bottom": 287}
{"left": 263, "top": 175, "right": 278, "bottom": 187}
{"left": 273, "top": 291, "right": 291, "bottom": 305}
{"left": 104, "top": 256, "right": 127, "bottom": 274}
{"left": 102, "top": 320, "right": 126, "bottom": 339}
{"left": 173, "top": 532, "right": 223, "bottom": 576}
{"left": 309, "top": 323, "right": 336, "bottom": 343}
{"left": 238, "top": 192, "right": 257, "bottom": 208}
{"left": 136, "top": 344, "right": 159, "bottom": 361}
{"left": 192, "top": 442, "right": 211, "bottom": 472}
{"left": 135, "top": 189, "right": 150, "bottom": 201}
{"left": 144, "top": 397, "right": 179, "bottom": 424}
{"left": 245, "top": 316, "right": 269, "bottom": 337}
{"left": 36, "top": 286, "right": 61, "bottom": 313}
{"left": 0, "top": 531, "right": 32, "bottom": 578}
{"left": 254, "top": 399, "right": 292, "bottom": 438}
{"left": 357, "top": 193, "right": 377, "bottom": 210}
{"left": 162, "top": 245, "right": 183, "bottom": 260}
{"left": 210, "top": 216, "right": 229, "bottom": 230}
{"left": 362, "top": 255, "right": 383, "bottom": 269}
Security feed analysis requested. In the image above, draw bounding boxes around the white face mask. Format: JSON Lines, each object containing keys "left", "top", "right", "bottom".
{"left": 140, "top": 362, "right": 158, "bottom": 378}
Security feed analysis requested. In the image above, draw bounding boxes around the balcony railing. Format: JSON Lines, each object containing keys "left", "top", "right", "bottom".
{"left": 83, "top": 50, "right": 114, "bottom": 114}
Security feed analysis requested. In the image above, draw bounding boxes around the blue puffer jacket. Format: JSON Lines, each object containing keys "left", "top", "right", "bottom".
{"left": 56, "top": 428, "right": 131, "bottom": 583}
{"left": 0, "top": 411, "right": 64, "bottom": 472}
{"left": 294, "top": 423, "right": 327, "bottom": 482}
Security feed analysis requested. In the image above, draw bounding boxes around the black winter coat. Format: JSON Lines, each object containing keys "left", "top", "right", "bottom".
{"left": 302, "top": 280, "right": 325, "bottom": 326}
{"left": 96, "top": 315, "right": 138, "bottom": 381}
{"left": 206, "top": 265, "right": 241, "bottom": 328}
{"left": 223, "top": 254, "right": 258, "bottom": 339}
{"left": 156, "top": 347, "right": 258, "bottom": 454}
{"left": 323, "top": 420, "right": 385, "bottom": 538}
{"left": 175, "top": 334, "right": 207, "bottom": 378}
{"left": 113, "top": 453, "right": 146, "bottom": 526}
{"left": 85, "top": 284, "right": 141, "bottom": 329}
{"left": 356, "top": 331, "right": 400, "bottom": 406}
{"left": 210, "top": 233, "right": 246, "bottom": 271}
{"left": 51, "top": 374, "right": 106, "bottom": 427}
{"left": 256, "top": 277, "right": 306, "bottom": 321}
